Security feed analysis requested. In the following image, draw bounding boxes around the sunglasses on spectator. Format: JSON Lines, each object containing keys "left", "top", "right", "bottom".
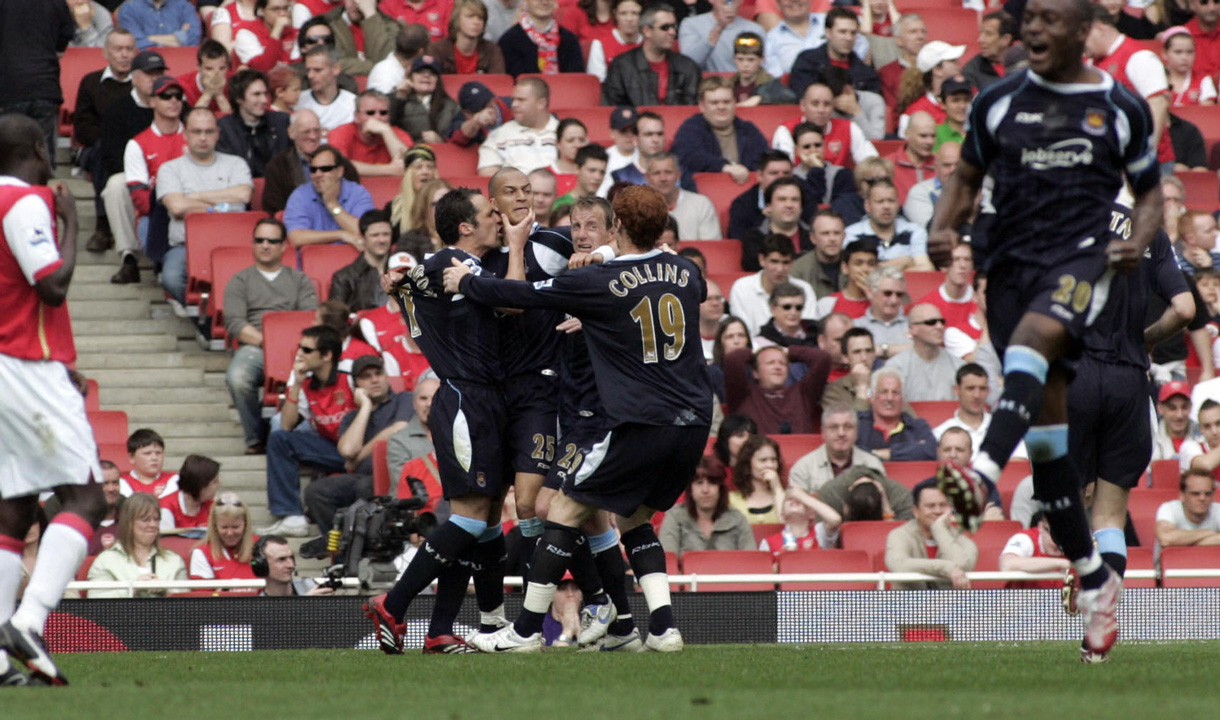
{"left": 253, "top": 236, "right": 284, "bottom": 245}
{"left": 298, "top": 345, "right": 319, "bottom": 354}
{"left": 309, "top": 164, "right": 339, "bottom": 173}
{"left": 303, "top": 34, "right": 333, "bottom": 45}
{"left": 362, "top": 109, "right": 390, "bottom": 116}
{"left": 879, "top": 290, "right": 903, "bottom": 297}
{"left": 778, "top": 303, "right": 804, "bottom": 311}
{"left": 913, "top": 317, "right": 946, "bottom": 326}
{"left": 652, "top": 22, "right": 677, "bottom": 31}
{"left": 157, "top": 91, "right": 184, "bottom": 101}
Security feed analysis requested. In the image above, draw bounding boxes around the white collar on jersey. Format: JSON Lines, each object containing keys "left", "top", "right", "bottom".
{"left": 614, "top": 248, "right": 664, "bottom": 262}
{"left": 0, "top": 176, "right": 30, "bottom": 188}
{"left": 1027, "top": 68, "right": 1114, "bottom": 94}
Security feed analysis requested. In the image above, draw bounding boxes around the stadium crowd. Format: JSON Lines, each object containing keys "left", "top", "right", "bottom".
{"left": 18, "top": 0, "right": 1220, "bottom": 601}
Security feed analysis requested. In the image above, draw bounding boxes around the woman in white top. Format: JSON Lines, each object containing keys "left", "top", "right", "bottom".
{"left": 87, "top": 493, "right": 187, "bottom": 598}
{"left": 585, "top": 0, "right": 643, "bottom": 81}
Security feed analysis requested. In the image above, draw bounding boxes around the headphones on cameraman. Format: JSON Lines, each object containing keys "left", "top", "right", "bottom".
{"left": 251, "top": 536, "right": 272, "bottom": 578}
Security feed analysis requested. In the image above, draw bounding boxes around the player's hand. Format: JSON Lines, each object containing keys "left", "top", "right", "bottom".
{"left": 556, "top": 316, "right": 582, "bottom": 334}
{"left": 949, "top": 567, "right": 971, "bottom": 590}
{"left": 504, "top": 206, "right": 534, "bottom": 249}
{"left": 568, "top": 251, "right": 595, "bottom": 268}
{"left": 382, "top": 270, "right": 403, "bottom": 295}
{"left": 1106, "top": 239, "right": 1142, "bottom": 274}
{"left": 354, "top": 387, "right": 371, "bottom": 408}
{"left": 54, "top": 183, "right": 77, "bottom": 239}
{"left": 67, "top": 368, "right": 88, "bottom": 398}
{"left": 927, "top": 229, "right": 958, "bottom": 268}
{"left": 443, "top": 257, "right": 472, "bottom": 293}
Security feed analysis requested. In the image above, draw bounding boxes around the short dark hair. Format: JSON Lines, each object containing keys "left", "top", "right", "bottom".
{"left": 812, "top": 208, "right": 844, "bottom": 227}
{"left": 316, "top": 299, "right": 350, "bottom": 335}
{"left": 575, "top": 143, "right": 609, "bottom": 167}
{"left": 912, "top": 479, "right": 943, "bottom": 506}
{"left": 844, "top": 480, "right": 882, "bottom": 521}
{"left": 298, "top": 16, "right": 333, "bottom": 50}
{"left": 227, "top": 68, "right": 269, "bottom": 108}
{"left": 435, "top": 188, "right": 481, "bottom": 246}
{"left": 713, "top": 413, "right": 758, "bottom": 466}
{"left": 955, "top": 362, "right": 988, "bottom": 385}
{"left": 865, "top": 177, "right": 897, "bottom": 199}
{"left": 769, "top": 281, "right": 804, "bottom": 304}
{"left": 1200, "top": 399, "right": 1220, "bottom": 417}
{"left": 254, "top": 216, "right": 287, "bottom": 241}
{"left": 763, "top": 175, "right": 805, "bottom": 206}
{"left": 983, "top": 8, "right": 1016, "bottom": 38}
{"left": 677, "top": 246, "right": 703, "bottom": 264}
{"left": 397, "top": 22, "right": 431, "bottom": 57}
{"left": 0, "top": 115, "right": 47, "bottom": 175}
{"left": 665, "top": 214, "right": 681, "bottom": 237}
{"left": 758, "top": 233, "right": 796, "bottom": 258}
{"left": 310, "top": 144, "right": 346, "bottom": 168}
{"left": 792, "top": 121, "right": 824, "bottom": 148}
{"left": 1091, "top": 4, "right": 1118, "bottom": 27}
{"left": 826, "top": 6, "right": 859, "bottom": 29}
{"left": 840, "top": 326, "right": 874, "bottom": 355}
{"left": 842, "top": 237, "right": 880, "bottom": 261}
{"left": 359, "top": 209, "right": 392, "bottom": 235}
{"left": 178, "top": 454, "right": 220, "bottom": 501}
{"left": 1182, "top": 468, "right": 1215, "bottom": 491}
{"left": 301, "top": 325, "right": 343, "bottom": 365}
{"left": 197, "top": 38, "right": 229, "bottom": 64}
{"left": 127, "top": 428, "right": 165, "bottom": 455}
{"left": 637, "top": 110, "right": 663, "bottom": 126}
{"left": 758, "top": 149, "right": 793, "bottom": 173}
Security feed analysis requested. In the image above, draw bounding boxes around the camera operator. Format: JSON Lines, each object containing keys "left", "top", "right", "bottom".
{"left": 259, "top": 536, "right": 335, "bottom": 596}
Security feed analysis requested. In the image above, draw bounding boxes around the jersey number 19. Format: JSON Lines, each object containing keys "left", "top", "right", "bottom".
{"left": 630, "top": 293, "right": 686, "bottom": 363}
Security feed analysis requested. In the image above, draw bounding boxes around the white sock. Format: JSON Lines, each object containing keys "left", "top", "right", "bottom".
{"left": 480, "top": 604, "right": 506, "bottom": 626}
{"left": 521, "top": 582, "right": 557, "bottom": 619}
{"left": 638, "top": 573, "right": 672, "bottom": 613}
{"left": 12, "top": 522, "right": 89, "bottom": 633}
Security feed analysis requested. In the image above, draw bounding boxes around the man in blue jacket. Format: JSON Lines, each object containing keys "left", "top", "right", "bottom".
{"left": 670, "top": 76, "right": 768, "bottom": 184}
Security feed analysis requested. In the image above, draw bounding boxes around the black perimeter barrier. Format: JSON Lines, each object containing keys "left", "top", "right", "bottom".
{"left": 44, "top": 588, "right": 1218, "bottom": 652}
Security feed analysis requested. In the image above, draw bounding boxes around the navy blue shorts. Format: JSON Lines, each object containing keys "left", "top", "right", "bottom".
{"left": 986, "top": 250, "right": 1114, "bottom": 360}
{"left": 1067, "top": 358, "right": 1151, "bottom": 490}
{"left": 544, "top": 415, "right": 609, "bottom": 491}
{"left": 430, "top": 380, "right": 511, "bottom": 499}
{"left": 504, "top": 371, "right": 559, "bottom": 476}
{"left": 562, "top": 423, "right": 710, "bottom": 517}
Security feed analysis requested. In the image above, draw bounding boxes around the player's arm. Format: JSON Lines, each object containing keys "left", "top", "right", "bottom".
{"left": 1145, "top": 291, "right": 1195, "bottom": 350}
{"left": 38, "top": 185, "right": 79, "bottom": 306}
{"left": 1113, "top": 97, "right": 1165, "bottom": 272}
{"left": 928, "top": 160, "right": 984, "bottom": 268}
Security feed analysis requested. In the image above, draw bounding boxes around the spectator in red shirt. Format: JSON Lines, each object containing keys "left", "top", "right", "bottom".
{"left": 896, "top": 40, "right": 964, "bottom": 136}
{"left": 428, "top": 0, "right": 508, "bottom": 74}
{"left": 327, "top": 90, "right": 413, "bottom": 177}
{"left": 883, "top": 110, "right": 936, "bottom": 205}
{"left": 159, "top": 454, "right": 221, "bottom": 530}
{"left": 180, "top": 40, "right": 233, "bottom": 115}
{"left": 1187, "top": 0, "right": 1220, "bottom": 77}
{"left": 877, "top": 14, "right": 927, "bottom": 134}
{"left": 381, "top": 0, "right": 455, "bottom": 43}
{"left": 189, "top": 491, "right": 257, "bottom": 580}
{"left": 232, "top": 0, "right": 300, "bottom": 71}
{"left": 1000, "top": 512, "right": 1069, "bottom": 588}
{"left": 813, "top": 237, "right": 877, "bottom": 320}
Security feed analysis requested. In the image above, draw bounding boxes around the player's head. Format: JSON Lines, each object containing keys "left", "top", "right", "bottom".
{"left": 821, "top": 403, "right": 859, "bottom": 457}
{"left": 1021, "top": 0, "right": 1093, "bottom": 80}
{"left": 1199, "top": 399, "right": 1220, "bottom": 446}
{"left": 571, "top": 196, "right": 616, "bottom": 253}
{"left": 844, "top": 476, "right": 884, "bottom": 520}
{"left": 683, "top": 455, "right": 731, "bottom": 519}
{"left": 611, "top": 184, "right": 669, "bottom": 251}
{"left": 489, "top": 167, "right": 532, "bottom": 224}
{"left": 178, "top": 454, "right": 221, "bottom": 504}
{"left": 0, "top": 114, "right": 51, "bottom": 185}
{"left": 937, "top": 427, "right": 973, "bottom": 466}
{"left": 436, "top": 187, "right": 493, "bottom": 248}
{"left": 912, "top": 482, "right": 951, "bottom": 533}
{"left": 298, "top": 325, "right": 343, "bottom": 374}
{"left": 208, "top": 491, "right": 253, "bottom": 562}
{"left": 117, "top": 492, "right": 163, "bottom": 554}
{"left": 954, "top": 363, "right": 990, "bottom": 415}
{"left": 732, "top": 434, "right": 784, "bottom": 498}
{"left": 1179, "top": 469, "right": 1216, "bottom": 522}
{"left": 870, "top": 369, "right": 905, "bottom": 421}
{"left": 127, "top": 428, "right": 166, "bottom": 477}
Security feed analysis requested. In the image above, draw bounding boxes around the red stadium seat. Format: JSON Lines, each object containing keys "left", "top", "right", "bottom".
{"left": 778, "top": 550, "right": 876, "bottom": 590}
{"left": 708, "top": 271, "right": 754, "bottom": 301}
{"left": 904, "top": 270, "right": 947, "bottom": 306}
{"left": 185, "top": 211, "right": 267, "bottom": 308}
{"left": 158, "top": 46, "right": 201, "bottom": 77}
{"left": 362, "top": 176, "right": 404, "bottom": 209}
{"left": 59, "top": 47, "right": 105, "bottom": 139}
{"left": 261, "top": 310, "right": 317, "bottom": 405}
{"left": 883, "top": 461, "right": 938, "bottom": 489}
{"left": 159, "top": 535, "right": 199, "bottom": 565}
{"left": 446, "top": 175, "right": 492, "bottom": 196}
{"left": 908, "top": 401, "right": 958, "bottom": 427}
{"left": 1128, "top": 488, "right": 1179, "bottom": 547}
{"left": 1126, "top": 547, "right": 1157, "bottom": 588}
{"left": 88, "top": 410, "right": 129, "bottom": 447}
{"left": 523, "top": 73, "right": 601, "bottom": 108}
{"left": 680, "top": 550, "right": 775, "bottom": 591}
{"left": 1178, "top": 170, "right": 1219, "bottom": 209}
{"left": 560, "top": 106, "right": 614, "bottom": 146}
{"left": 997, "top": 459, "right": 1031, "bottom": 491}
{"left": 427, "top": 142, "right": 480, "bottom": 176}
{"left": 638, "top": 105, "right": 700, "bottom": 145}
{"left": 969, "top": 520, "right": 1022, "bottom": 548}
{"left": 751, "top": 523, "right": 784, "bottom": 547}
{"left": 838, "top": 520, "right": 904, "bottom": 570}
{"left": 96, "top": 443, "right": 131, "bottom": 473}
{"left": 1149, "top": 459, "right": 1179, "bottom": 490}
{"left": 85, "top": 378, "right": 101, "bottom": 411}
{"left": 772, "top": 434, "right": 822, "bottom": 467}
{"left": 968, "top": 541, "right": 1008, "bottom": 589}
{"left": 251, "top": 177, "right": 265, "bottom": 212}
{"left": 665, "top": 550, "right": 682, "bottom": 591}
{"left": 680, "top": 240, "right": 743, "bottom": 274}
{"left": 693, "top": 172, "right": 756, "bottom": 239}
{"left": 76, "top": 555, "right": 98, "bottom": 598}
{"left": 1160, "top": 546, "right": 1220, "bottom": 587}
{"left": 354, "top": 75, "right": 368, "bottom": 92}
{"left": 372, "top": 439, "right": 392, "bottom": 495}
{"left": 301, "top": 243, "right": 360, "bottom": 301}
{"left": 442, "top": 73, "right": 514, "bottom": 101}
{"left": 737, "top": 105, "right": 801, "bottom": 145}
{"left": 1171, "top": 106, "right": 1220, "bottom": 169}
{"left": 902, "top": 9, "right": 980, "bottom": 53}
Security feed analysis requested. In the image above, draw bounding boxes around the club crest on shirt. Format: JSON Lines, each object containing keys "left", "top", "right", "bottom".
{"left": 1082, "top": 109, "right": 1107, "bottom": 137}
{"left": 476, "top": 472, "right": 486, "bottom": 487}
{"left": 28, "top": 227, "right": 49, "bottom": 246}
{"left": 827, "top": 140, "right": 843, "bottom": 157}
{"left": 333, "top": 391, "right": 348, "bottom": 404}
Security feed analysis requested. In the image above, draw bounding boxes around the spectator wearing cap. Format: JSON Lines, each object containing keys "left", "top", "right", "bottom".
{"left": 763, "top": 0, "right": 869, "bottom": 80}
{"left": 729, "top": 32, "right": 795, "bottom": 106}
{"left": 598, "top": 106, "right": 640, "bottom": 195}
{"left": 217, "top": 69, "right": 293, "bottom": 179}
{"left": 327, "top": 90, "right": 414, "bottom": 177}
{"left": 788, "top": 8, "right": 881, "bottom": 100}
{"left": 877, "top": 15, "right": 928, "bottom": 135}
{"left": 844, "top": 178, "right": 932, "bottom": 271}
{"left": 284, "top": 144, "right": 377, "bottom": 248}
{"left": 814, "top": 238, "right": 877, "bottom": 320}
{"left": 679, "top": 0, "right": 766, "bottom": 73}
{"left": 320, "top": 1, "right": 403, "bottom": 76}
{"left": 603, "top": 4, "right": 700, "bottom": 106}
{"left": 729, "top": 233, "right": 820, "bottom": 336}
{"left": 933, "top": 79, "right": 972, "bottom": 151}
{"left": 117, "top": 0, "right": 202, "bottom": 50}
{"left": 389, "top": 56, "right": 460, "bottom": 144}
{"left": 498, "top": 0, "right": 585, "bottom": 76}
{"left": 724, "top": 343, "right": 833, "bottom": 434}
{"left": 477, "top": 77, "right": 560, "bottom": 175}
{"left": 330, "top": 210, "right": 396, "bottom": 312}
{"left": 962, "top": 10, "right": 1016, "bottom": 91}
{"left": 366, "top": 23, "right": 432, "bottom": 95}
{"left": 896, "top": 40, "right": 966, "bottom": 137}
{"left": 1156, "top": 381, "right": 1202, "bottom": 461}
{"left": 445, "top": 81, "right": 512, "bottom": 147}
{"left": 884, "top": 112, "right": 937, "bottom": 206}
{"left": 109, "top": 74, "right": 187, "bottom": 285}
{"left": 262, "top": 109, "right": 361, "bottom": 215}
{"left": 671, "top": 76, "right": 768, "bottom": 185}
{"left": 428, "top": 0, "right": 507, "bottom": 74}
{"left": 586, "top": 0, "right": 645, "bottom": 82}
{"left": 297, "top": 45, "right": 359, "bottom": 132}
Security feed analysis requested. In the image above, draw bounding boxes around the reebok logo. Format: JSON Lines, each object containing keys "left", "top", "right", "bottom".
{"left": 545, "top": 544, "right": 572, "bottom": 558}
{"left": 1020, "top": 139, "right": 1093, "bottom": 170}
{"left": 629, "top": 540, "right": 662, "bottom": 556}
{"left": 1015, "top": 112, "right": 1043, "bottom": 124}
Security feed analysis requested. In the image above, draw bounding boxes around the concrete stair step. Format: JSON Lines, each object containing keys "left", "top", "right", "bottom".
{"left": 75, "top": 353, "right": 192, "bottom": 370}
{"left": 203, "top": 372, "right": 228, "bottom": 388}
{"left": 86, "top": 367, "right": 204, "bottom": 387}
{"left": 70, "top": 298, "right": 150, "bottom": 320}
{"left": 100, "top": 386, "right": 231, "bottom": 405}
{"left": 74, "top": 334, "right": 179, "bottom": 354}
{"left": 166, "top": 454, "right": 267, "bottom": 472}
{"left": 73, "top": 264, "right": 156, "bottom": 284}
{"left": 164, "top": 436, "right": 249, "bottom": 456}
{"left": 68, "top": 283, "right": 166, "bottom": 302}
{"left": 72, "top": 318, "right": 185, "bottom": 337}
{"left": 183, "top": 353, "right": 233, "bottom": 373}
{"left": 155, "top": 420, "right": 244, "bottom": 439}
{"left": 124, "top": 404, "right": 236, "bottom": 422}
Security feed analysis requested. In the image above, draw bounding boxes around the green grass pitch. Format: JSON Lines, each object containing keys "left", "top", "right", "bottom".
{"left": 6, "top": 642, "right": 1219, "bottom": 719}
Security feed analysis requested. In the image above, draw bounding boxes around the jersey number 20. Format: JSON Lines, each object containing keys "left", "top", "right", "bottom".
{"left": 630, "top": 293, "right": 686, "bottom": 363}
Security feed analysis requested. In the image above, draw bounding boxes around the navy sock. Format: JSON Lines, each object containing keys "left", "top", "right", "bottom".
{"left": 594, "top": 547, "right": 635, "bottom": 634}
{"left": 976, "top": 347, "right": 1048, "bottom": 483}
{"left": 1028, "top": 433, "right": 1107, "bottom": 591}
{"left": 428, "top": 562, "right": 472, "bottom": 638}
{"left": 1101, "top": 552, "right": 1127, "bottom": 577}
{"left": 514, "top": 522, "right": 580, "bottom": 637}
{"left": 1095, "top": 526, "right": 1128, "bottom": 578}
{"left": 384, "top": 519, "right": 482, "bottom": 620}
{"left": 568, "top": 534, "right": 609, "bottom": 606}
{"left": 621, "top": 524, "right": 674, "bottom": 636}
{"left": 472, "top": 531, "right": 506, "bottom": 631}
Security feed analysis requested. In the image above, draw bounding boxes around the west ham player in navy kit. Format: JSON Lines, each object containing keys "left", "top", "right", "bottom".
{"left": 0, "top": 115, "right": 108, "bottom": 686}
{"left": 929, "top": 0, "right": 1162, "bottom": 661}
{"left": 446, "top": 186, "right": 714, "bottom": 653}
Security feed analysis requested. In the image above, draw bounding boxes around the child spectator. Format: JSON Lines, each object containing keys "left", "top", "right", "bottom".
{"left": 119, "top": 429, "right": 179, "bottom": 498}
{"left": 730, "top": 33, "right": 776, "bottom": 106}
{"left": 758, "top": 493, "right": 842, "bottom": 557}
{"left": 189, "top": 492, "right": 257, "bottom": 581}
{"left": 159, "top": 455, "right": 222, "bottom": 530}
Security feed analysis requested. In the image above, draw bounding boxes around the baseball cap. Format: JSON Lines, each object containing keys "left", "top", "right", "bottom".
{"left": 388, "top": 251, "right": 417, "bottom": 273}
{"left": 916, "top": 40, "right": 967, "bottom": 73}
{"left": 352, "top": 355, "right": 385, "bottom": 377}
{"left": 1158, "top": 380, "right": 1192, "bottom": 404}
{"left": 152, "top": 76, "right": 186, "bottom": 96}
{"left": 610, "top": 106, "right": 638, "bottom": 131}
{"left": 459, "top": 81, "right": 494, "bottom": 113}
{"left": 939, "top": 77, "right": 973, "bottom": 99}
{"left": 410, "top": 55, "right": 442, "bottom": 75}
{"left": 132, "top": 50, "right": 167, "bottom": 73}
